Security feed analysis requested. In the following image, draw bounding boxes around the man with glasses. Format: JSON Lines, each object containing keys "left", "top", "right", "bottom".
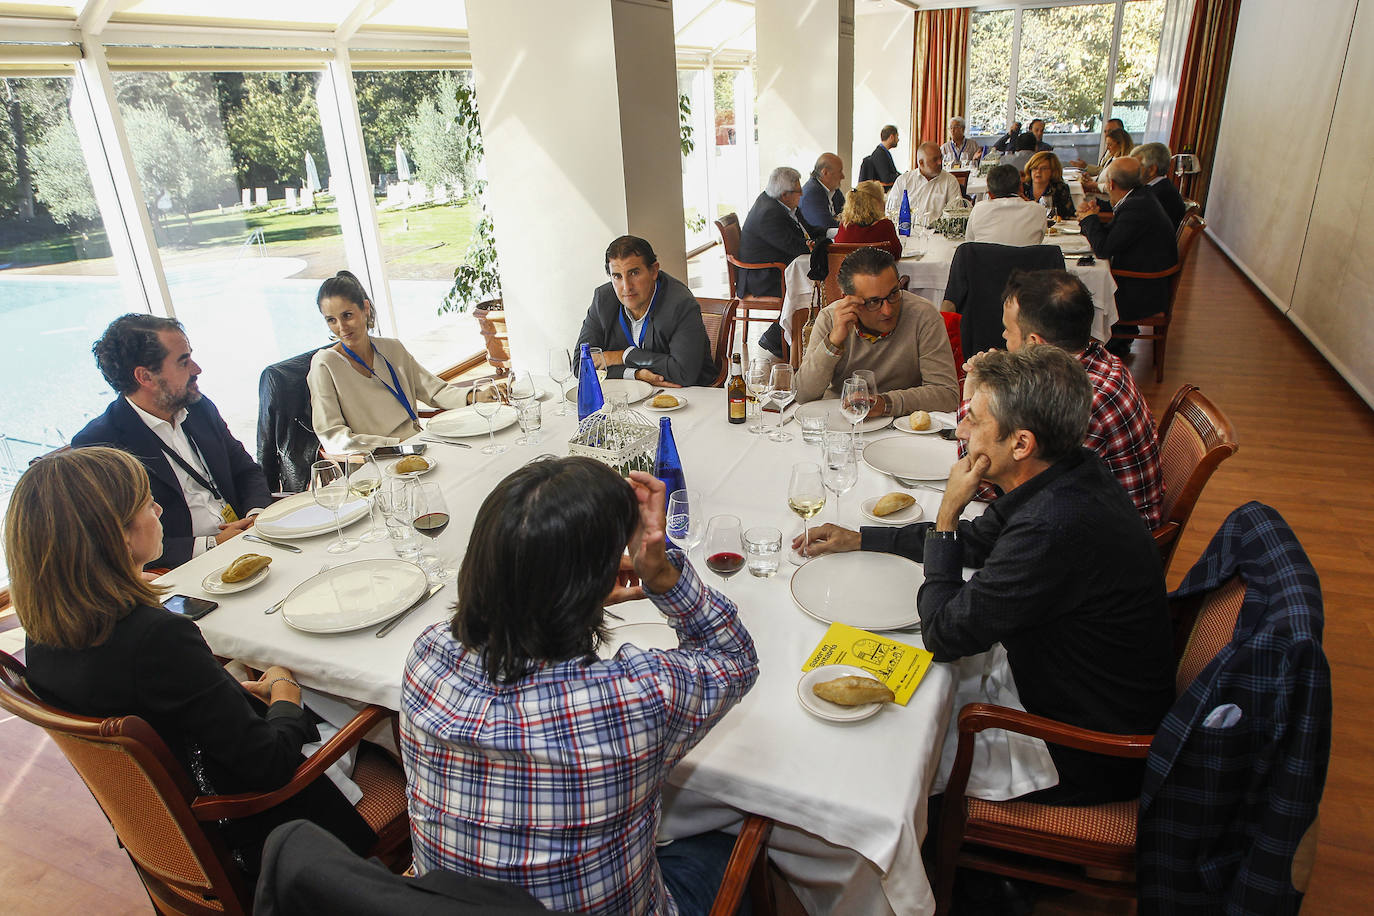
{"left": 795, "top": 247, "right": 958, "bottom": 417}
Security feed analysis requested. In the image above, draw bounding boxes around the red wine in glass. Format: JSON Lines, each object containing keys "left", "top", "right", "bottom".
{"left": 706, "top": 551, "right": 745, "bottom": 579}
{"left": 414, "top": 512, "right": 450, "bottom": 539}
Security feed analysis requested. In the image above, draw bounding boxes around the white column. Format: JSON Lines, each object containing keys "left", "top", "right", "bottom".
{"left": 756, "top": 0, "right": 856, "bottom": 184}
{"left": 852, "top": 8, "right": 915, "bottom": 175}
{"left": 464, "top": 0, "right": 687, "bottom": 369}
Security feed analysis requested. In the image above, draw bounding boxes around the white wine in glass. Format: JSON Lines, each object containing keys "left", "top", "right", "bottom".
{"left": 788, "top": 461, "right": 825, "bottom": 564}
{"left": 346, "top": 451, "right": 387, "bottom": 542}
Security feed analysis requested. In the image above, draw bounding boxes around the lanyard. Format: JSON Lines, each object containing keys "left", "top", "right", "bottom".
{"left": 154, "top": 434, "right": 222, "bottom": 501}
{"left": 340, "top": 340, "right": 419, "bottom": 423}
{"left": 617, "top": 279, "right": 661, "bottom": 349}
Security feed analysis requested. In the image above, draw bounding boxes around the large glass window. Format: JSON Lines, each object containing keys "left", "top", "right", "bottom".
{"left": 1017, "top": 4, "right": 1115, "bottom": 134}
{"left": 1112, "top": 0, "right": 1168, "bottom": 136}
{"left": 967, "top": 10, "right": 1014, "bottom": 137}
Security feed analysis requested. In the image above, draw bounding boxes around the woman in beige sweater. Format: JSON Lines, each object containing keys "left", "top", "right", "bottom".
{"left": 308, "top": 271, "right": 472, "bottom": 453}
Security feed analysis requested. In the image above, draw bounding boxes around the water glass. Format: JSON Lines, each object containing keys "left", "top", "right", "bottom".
{"left": 744, "top": 526, "right": 782, "bottom": 578}
{"left": 796, "top": 402, "right": 829, "bottom": 444}
{"left": 667, "top": 488, "right": 704, "bottom": 555}
{"left": 767, "top": 364, "right": 795, "bottom": 443}
{"left": 516, "top": 399, "right": 543, "bottom": 446}
{"left": 378, "top": 478, "right": 421, "bottom": 559}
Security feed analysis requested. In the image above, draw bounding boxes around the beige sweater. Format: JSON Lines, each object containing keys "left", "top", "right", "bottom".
{"left": 795, "top": 292, "right": 960, "bottom": 416}
{"left": 308, "top": 337, "right": 470, "bottom": 452}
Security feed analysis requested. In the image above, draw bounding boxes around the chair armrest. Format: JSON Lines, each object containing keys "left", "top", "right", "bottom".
{"left": 190, "top": 705, "right": 393, "bottom": 821}
{"left": 708, "top": 814, "right": 774, "bottom": 916}
{"left": 725, "top": 255, "right": 789, "bottom": 272}
{"left": 957, "top": 702, "right": 1153, "bottom": 758}
{"left": 1111, "top": 264, "right": 1181, "bottom": 281}
{"left": 1152, "top": 522, "right": 1181, "bottom": 550}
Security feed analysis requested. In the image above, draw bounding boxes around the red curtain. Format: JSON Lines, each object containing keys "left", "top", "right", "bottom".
{"left": 1169, "top": 0, "right": 1243, "bottom": 210}
{"left": 912, "top": 9, "right": 971, "bottom": 147}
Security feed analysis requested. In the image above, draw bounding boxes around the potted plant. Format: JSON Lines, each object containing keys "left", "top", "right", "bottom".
{"left": 442, "top": 200, "right": 507, "bottom": 372}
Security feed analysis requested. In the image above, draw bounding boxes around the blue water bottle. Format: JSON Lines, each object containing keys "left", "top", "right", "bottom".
{"left": 654, "top": 417, "right": 686, "bottom": 496}
{"left": 898, "top": 190, "right": 912, "bottom": 237}
{"left": 576, "top": 342, "right": 604, "bottom": 420}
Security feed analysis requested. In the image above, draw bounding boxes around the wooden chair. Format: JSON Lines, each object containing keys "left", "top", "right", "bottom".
{"left": 930, "top": 574, "right": 1249, "bottom": 914}
{"left": 709, "top": 813, "right": 783, "bottom": 915}
{"left": 1151, "top": 384, "right": 1239, "bottom": 573}
{"left": 698, "top": 297, "right": 739, "bottom": 387}
{"left": 1110, "top": 214, "right": 1206, "bottom": 382}
{"left": 0, "top": 650, "right": 411, "bottom": 916}
{"left": 714, "top": 213, "right": 789, "bottom": 364}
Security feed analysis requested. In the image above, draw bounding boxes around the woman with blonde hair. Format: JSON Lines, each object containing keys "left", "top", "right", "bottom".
{"left": 6, "top": 446, "right": 375, "bottom": 875}
{"left": 1022, "top": 151, "right": 1076, "bottom": 220}
{"left": 833, "top": 179, "right": 903, "bottom": 257}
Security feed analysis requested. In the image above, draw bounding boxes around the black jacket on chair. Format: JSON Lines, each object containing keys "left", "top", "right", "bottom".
{"left": 72, "top": 396, "right": 273, "bottom": 569}
{"left": 737, "top": 191, "right": 811, "bottom": 298}
{"left": 1080, "top": 191, "right": 1179, "bottom": 323}
{"left": 944, "top": 243, "right": 1066, "bottom": 358}
{"left": 859, "top": 143, "right": 900, "bottom": 187}
{"left": 258, "top": 347, "right": 328, "bottom": 494}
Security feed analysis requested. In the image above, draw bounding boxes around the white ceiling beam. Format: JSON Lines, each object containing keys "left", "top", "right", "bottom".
{"left": 336, "top": 0, "right": 393, "bottom": 43}
{"left": 676, "top": 0, "right": 727, "bottom": 38}
{"left": 711, "top": 18, "right": 754, "bottom": 56}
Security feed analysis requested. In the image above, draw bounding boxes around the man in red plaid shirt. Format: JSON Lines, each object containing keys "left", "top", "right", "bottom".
{"left": 961, "top": 269, "right": 1163, "bottom": 527}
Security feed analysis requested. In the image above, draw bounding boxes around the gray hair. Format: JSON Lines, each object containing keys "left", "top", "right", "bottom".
{"left": 968, "top": 346, "right": 1092, "bottom": 463}
{"left": 766, "top": 166, "right": 802, "bottom": 199}
{"left": 1132, "top": 141, "right": 1170, "bottom": 177}
{"left": 1105, "top": 157, "right": 1144, "bottom": 191}
{"left": 986, "top": 164, "right": 1021, "bottom": 197}
{"left": 948, "top": 116, "right": 966, "bottom": 128}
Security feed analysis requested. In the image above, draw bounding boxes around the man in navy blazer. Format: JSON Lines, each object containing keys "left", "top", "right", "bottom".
{"left": 857, "top": 125, "right": 901, "bottom": 189}
{"left": 73, "top": 314, "right": 272, "bottom": 569}
{"left": 799, "top": 152, "right": 846, "bottom": 231}
{"left": 737, "top": 166, "right": 812, "bottom": 300}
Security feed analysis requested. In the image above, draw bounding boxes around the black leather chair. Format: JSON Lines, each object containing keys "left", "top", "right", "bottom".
{"left": 257, "top": 346, "right": 328, "bottom": 494}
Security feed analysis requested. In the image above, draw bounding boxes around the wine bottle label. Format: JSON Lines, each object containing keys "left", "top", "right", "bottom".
{"left": 729, "top": 396, "right": 746, "bottom": 419}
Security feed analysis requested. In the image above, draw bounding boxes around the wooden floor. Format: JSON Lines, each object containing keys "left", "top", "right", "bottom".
{"left": 1, "top": 236, "right": 1371, "bottom": 914}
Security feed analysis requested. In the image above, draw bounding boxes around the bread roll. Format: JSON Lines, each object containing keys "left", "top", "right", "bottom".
{"left": 395, "top": 455, "right": 430, "bottom": 474}
{"left": 872, "top": 492, "right": 916, "bottom": 517}
{"left": 651, "top": 394, "right": 679, "bottom": 409}
{"left": 222, "top": 553, "right": 271, "bottom": 583}
{"left": 812, "top": 675, "right": 895, "bottom": 706}
{"left": 908, "top": 410, "right": 931, "bottom": 431}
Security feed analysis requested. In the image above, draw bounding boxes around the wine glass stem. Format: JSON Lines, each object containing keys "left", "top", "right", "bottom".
{"left": 803, "top": 520, "right": 810, "bottom": 557}
{"left": 487, "top": 418, "right": 495, "bottom": 448}
{"left": 333, "top": 504, "right": 344, "bottom": 546}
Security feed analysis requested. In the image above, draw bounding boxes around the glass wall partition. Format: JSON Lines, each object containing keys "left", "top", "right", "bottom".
{"left": 1112, "top": 0, "right": 1168, "bottom": 136}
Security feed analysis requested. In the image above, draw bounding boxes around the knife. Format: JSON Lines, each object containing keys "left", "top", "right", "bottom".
{"left": 375, "top": 583, "right": 446, "bottom": 638}
{"left": 244, "top": 533, "right": 302, "bottom": 553}
{"left": 420, "top": 436, "right": 473, "bottom": 449}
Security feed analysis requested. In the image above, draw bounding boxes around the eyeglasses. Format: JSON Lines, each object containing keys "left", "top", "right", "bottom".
{"left": 860, "top": 285, "right": 903, "bottom": 311}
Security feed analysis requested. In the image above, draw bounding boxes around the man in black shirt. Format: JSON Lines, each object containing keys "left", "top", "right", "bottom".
{"left": 800, "top": 346, "right": 1174, "bottom": 803}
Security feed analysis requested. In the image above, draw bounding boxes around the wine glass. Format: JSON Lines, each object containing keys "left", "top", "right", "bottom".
{"left": 703, "top": 515, "right": 744, "bottom": 589}
{"left": 473, "top": 380, "right": 508, "bottom": 456}
{"left": 840, "top": 375, "right": 872, "bottom": 446}
{"left": 666, "top": 488, "right": 704, "bottom": 557}
{"left": 766, "top": 364, "right": 795, "bottom": 442}
{"left": 345, "top": 451, "right": 387, "bottom": 542}
{"left": 310, "top": 459, "right": 358, "bottom": 554}
{"left": 410, "top": 482, "right": 454, "bottom": 580}
{"left": 746, "top": 357, "right": 771, "bottom": 435}
{"left": 821, "top": 431, "right": 858, "bottom": 525}
{"left": 549, "top": 348, "right": 573, "bottom": 416}
{"left": 589, "top": 347, "right": 607, "bottom": 383}
{"left": 787, "top": 461, "right": 825, "bottom": 564}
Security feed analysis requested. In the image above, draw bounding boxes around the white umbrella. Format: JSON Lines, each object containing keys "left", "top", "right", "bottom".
{"left": 395, "top": 143, "right": 411, "bottom": 182}
{"left": 304, "top": 151, "right": 321, "bottom": 192}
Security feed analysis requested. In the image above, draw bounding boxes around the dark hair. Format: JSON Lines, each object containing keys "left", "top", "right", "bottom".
{"left": 1106, "top": 117, "right": 1124, "bottom": 130}
{"left": 453, "top": 457, "right": 639, "bottom": 684}
{"left": 1003, "top": 269, "right": 1095, "bottom": 351}
{"left": 969, "top": 346, "right": 1092, "bottom": 464}
{"left": 1013, "top": 132, "right": 1039, "bottom": 153}
{"left": 986, "top": 164, "right": 1022, "bottom": 197}
{"left": 837, "top": 246, "right": 898, "bottom": 295}
{"left": 880, "top": 124, "right": 899, "bottom": 141}
{"left": 316, "top": 270, "right": 375, "bottom": 329}
{"left": 91, "top": 313, "right": 185, "bottom": 395}
{"left": 604, "top": 236, "right": 658, "bottom": 274}
{"left": 1029, "top": 118, "right": 1045, "bottom": 130}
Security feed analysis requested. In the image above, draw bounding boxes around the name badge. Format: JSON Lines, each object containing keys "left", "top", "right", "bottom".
{"left": 220, "top": 504, "right": 239, "bottom": 524}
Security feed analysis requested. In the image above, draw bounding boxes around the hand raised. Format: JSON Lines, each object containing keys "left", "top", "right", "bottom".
{"left": 829, "top": 296, "right": 863, "bottom": 346}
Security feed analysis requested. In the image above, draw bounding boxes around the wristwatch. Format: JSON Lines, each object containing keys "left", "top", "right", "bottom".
{"left": 925, "top": 528, "right": 957, "bottom": 542}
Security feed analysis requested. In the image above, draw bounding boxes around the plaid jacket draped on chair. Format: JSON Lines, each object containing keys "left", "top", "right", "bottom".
{"left": 1138, "top": 501, "right": 1331, "bottom": 914}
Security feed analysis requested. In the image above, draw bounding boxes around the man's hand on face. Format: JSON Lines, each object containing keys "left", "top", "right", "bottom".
{"left": 791, "top": 523, "right": 861, "bottom": 557}
{"left": 960, "top": 351, "right": 991, "bottom": 401}
{"left": 625, "top": 471, "right": 680, "bottom": 594}
{"left": 829, "top": 296, "right": 865, "bottom": 346}
{"left": 633, "top": 369, "right": 682, "bottom": 388}
{"left": 938, "top": 454, "right": 991, "bottom": 529}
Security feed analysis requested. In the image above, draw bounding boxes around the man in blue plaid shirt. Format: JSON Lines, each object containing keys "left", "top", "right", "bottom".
{"left": 401, "top": 459, "right": 758, "bottom": 916}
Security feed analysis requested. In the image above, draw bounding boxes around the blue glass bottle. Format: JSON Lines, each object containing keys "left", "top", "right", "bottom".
{"left": 654, "top": 417, "right": 686, "bottom": 496}
{"left": 576, "top": 342, "right": 604, "bottom": 420}
{"left": 898, "top": 190, "right": 912, "bottom": 237}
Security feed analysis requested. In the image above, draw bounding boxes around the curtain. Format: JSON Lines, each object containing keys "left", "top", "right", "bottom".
{"left": 1143, "top": 0, "right": 1198, "bottom": 144}
{"left": 911, "top": 9, "right": 971, "bottom": 148}
{"left": 1169, "top": 0, "right": 1243, "bottom": 209}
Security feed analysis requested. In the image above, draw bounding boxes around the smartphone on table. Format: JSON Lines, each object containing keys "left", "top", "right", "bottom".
{"left": 371, "top": 443, "right": 427, "bottom": 458}
{"left": 163, "top": 594, "right": 219, "bottom": 620}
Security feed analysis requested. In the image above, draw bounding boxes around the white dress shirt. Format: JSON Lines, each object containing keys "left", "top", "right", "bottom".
{"left": 964, "top": 196, "right": 1049, "bottom": 247}
{"left": 886, "top": 169, "right": 963, "bottom": 225}
{"left": 126, "top": 397, "right": 229, "bottom": 557}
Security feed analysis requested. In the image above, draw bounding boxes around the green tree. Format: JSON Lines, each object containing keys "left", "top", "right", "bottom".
{"left": 403, "top": 72, "right": 474, "bottom": 190}
{"left": 967, "top": 10, "right": 1013, "bottom": 135}
{"left": 29, "top": 119, "right": 99, "bottom": 226}
{"left": 225, "top": 73, "right": 325, "bottom": 188}
{"left": 123, "top": 103, "right": 235, "bottom": 227}
{"left": 354, "top": 70, "right": 448, "bottom": 178}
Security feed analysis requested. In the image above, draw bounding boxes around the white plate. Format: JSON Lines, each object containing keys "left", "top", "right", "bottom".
{"left": 892, "top": 414, "right": 947, "bottom": 435}
{"left": 797, "top": 664, "right": 887, "bottom": 722}
{"left": 280, "top": 559, "right": 429, "bottom": 634}
{"left": 385, "top": 456, "right": 436, "bottom": 477}
{"left": 201, "top": 560, "right": 271, "bottom": 594}
{"left": 861, "top": 495, "right": 924, "bottom": 526}
{"left": 644, "top": 394, "right": 688, "bottom": 412}
{"left": 253, "top": 492, "right": 370, "bottom": 540}
{"left": 599, "top": 621, "right": 679, "bottom": 657}
{"left": 427, "top": 404, "right": 518, "bottom": 438}
{"left": 863, "top": 435, "right": 957, "bottom": 481}
{"left": 1053, "top": 221, "right": 1082, "bottom": 235}
{"left": 793, "top": 401, "right": 892, "bottom": 434}
{"left": 563, "top": 377, "right": 655, "bottom": 405}
{"left": 790, "top": 552, "right": 925, "bottom": 630}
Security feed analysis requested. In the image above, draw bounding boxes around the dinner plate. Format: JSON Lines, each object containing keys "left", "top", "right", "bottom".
{"left": 644, "top": 394, "right": 688, "bottom": 412}
{"left": 427, "top": 404, "right": 518, "bottom": 438}
{"left": 563, "top": 377, "right": 655, "bottom": 405}
{"left": 1053, "top": 221, "right": 1082, "bottom": 235}
{"left": 796, "top": 664, "right": 887, "bottom": 722}
{"left": 253, "top": 491, "right": 370, "bottom": 540}
{"left": 892, "top": 414, "right": 947, "bottom": 435}
{"left": 863, "top": 435, "right": 958, "bottom": 481}
{"left": 385, "top": 456, "right": 436, "bottom": 477}
{"left": 860, "top": 495, "right": 924, "bottom": 526}
{"left": 793, "top": 401, "right": 892, "bottom": 434}
{"left": 790, "top": 551, "right": 924, "bottom": 630}
{"left": 280, "top": 559, "right": 428, "bottom": 634}
{"left": 599, "top": 621, "right": 679, "bottom": 658}
{"left": 202, "top": 560, "right": 271, "bottom": 594}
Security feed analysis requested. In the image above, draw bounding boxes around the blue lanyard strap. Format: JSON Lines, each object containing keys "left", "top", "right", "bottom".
{"left": 617, "top": 278, "right": 661, "bottom": 349}
{"left": 339, "top": 341, "right": 419, "bottom": 423}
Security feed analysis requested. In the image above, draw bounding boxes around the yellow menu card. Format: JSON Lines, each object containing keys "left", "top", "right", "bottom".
{"left": 800, "top": 622, "right": 934, "bottom": 707}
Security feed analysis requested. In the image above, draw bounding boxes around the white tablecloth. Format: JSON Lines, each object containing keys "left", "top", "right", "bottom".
{"left": 783, "top": 231, "right": 1117, "bottom": 350}
{"left": 162, "top": 391, "right": 972, "bottom": 916}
